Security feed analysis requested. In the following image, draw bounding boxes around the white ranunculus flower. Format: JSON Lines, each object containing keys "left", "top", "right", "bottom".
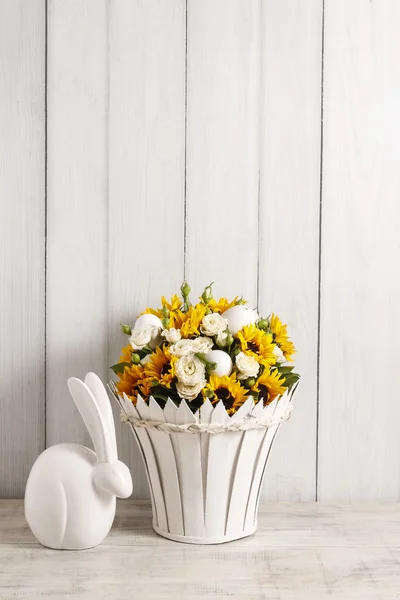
{"left": 176, "top": 354, "right": 205, "bottom": 386}
{"left": 129, "top": 325, "right": 155, "bottom": 350}
{"left": 235, "top": 351, "right": 259, "bottom": 380}
{"left": 169, "top": 339, "right": 194, "bottom": 356}
{"left": 200, "top": 313, "right": 228, "bottom": 337}
{"left": 273, "top": 345, "right": 286, "bottom": 364}
{"left": 176, "top": 379, "right": 205, "bottom": 401}
{"left": 191, "top": 336, "right": 214, "bottom": 354}
{"left": 161, "top": 328, "right": 182, "bottom": 343}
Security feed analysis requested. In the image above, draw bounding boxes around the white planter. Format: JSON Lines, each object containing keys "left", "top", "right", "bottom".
{"left": 115, "top": 391, "right": 292, "bottom": 545}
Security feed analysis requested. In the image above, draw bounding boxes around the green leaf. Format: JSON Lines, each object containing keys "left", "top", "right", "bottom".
{"left": 277, "top": 366, "right": 295, "bottom": 375}
{"left": 110, "top": 362, "right": 131, "bottom": 375}
{"left": 151, "top": 385, "right": 180, "bottom": 404}
{"left": 151, "top": 391, "right": 170, "bottom": 403}
{"left": 282, "top": 373, "right": 300, "bottom": 389}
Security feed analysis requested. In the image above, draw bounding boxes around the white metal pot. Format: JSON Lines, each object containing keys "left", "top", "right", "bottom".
{"left": 115, "top": 391, "right": 292, "bottom": 545}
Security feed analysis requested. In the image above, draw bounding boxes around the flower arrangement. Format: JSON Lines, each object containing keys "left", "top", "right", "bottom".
{"left": 112, "top": 283, "right": 300, "bottom": 415}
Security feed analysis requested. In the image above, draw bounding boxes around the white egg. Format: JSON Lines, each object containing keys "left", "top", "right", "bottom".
{"left": 134, "top": 313, "right": 163, "bottom": 349}
{"left": 134, "top": 314, "right": 163, "bottom": 330}
{"left": 222, "top": 305, "right": 258, "bottom": 335}
{"left": 205, "top": 350, "right": 233, "bottom": 377}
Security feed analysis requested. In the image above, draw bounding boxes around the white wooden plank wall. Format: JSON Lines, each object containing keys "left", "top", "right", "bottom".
{"left": 1, "top": 0, "right": 399, "bottom": 502}
{"left": 259, "top": 0, "right": 322, "bottom": 501}
{"left": 318, "top": 0, "right": 400, "bottom": 501}
{"left": 0, "top": 0, "right": 46, "bottom": 498}
{"left": 186, "top": 0, "right": 260, "bottom": 305}
{"left": 46, "top": 0, "right": 109, "bottom": 448}
{"left": 108, "top": 0, "right": 186, "bottom": 497}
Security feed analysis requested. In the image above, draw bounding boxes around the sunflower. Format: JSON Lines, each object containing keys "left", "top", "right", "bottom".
{"left": 116, "top": 364, "right": 150, "bottom": 403}
{"left": 207, "top": 296, "right": 241, "bottom": 313}
{"left": 142, "top": 294, "right": 183, "bottom": 327}
{"left": 174, "top": 303, "right": 208, "bottom": 338}
{"left": 251, "top": 368, "right": 286, "bottom": 406}
{"left": 119, "top": 344, "right": 133, "bottom": 364}
{"left": 203, "top": 373, "right": 249, "bottom": 415}
{"left": 236, "top": 324, "right": 276, "bottom": 366}
{"left": 143, "top": 346, "right": 176, "bottom": 389}
{"left": 269, "top": 314, "right": 296, "bottom": 361}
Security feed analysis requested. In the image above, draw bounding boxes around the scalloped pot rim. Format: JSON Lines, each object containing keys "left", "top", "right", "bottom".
{"left": 120, "top": 392, "right": 288, "bottom": 424}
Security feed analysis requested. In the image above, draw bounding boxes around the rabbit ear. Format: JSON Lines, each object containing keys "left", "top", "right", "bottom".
{"left": 84, "top": 372, "right": 118, "bottom": 459}
{"left": 67, "top": 377, "right": 116, "bottom": 463}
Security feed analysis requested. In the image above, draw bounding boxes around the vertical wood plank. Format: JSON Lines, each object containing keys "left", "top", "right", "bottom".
{"left": 318, "top": 0, "right": 400, "bottom": 501}
{"left": 186, "top": 0, "right": 260, "bottom": 304}
{"left": 108, "top": 0, "right": 186, "bottom": 497}
{"left": 46, "top": 0, "right": 109, "bottom": 448}
{"left": 0, "top": 0, "right": 45, "bottom": 498}
{"left": 258, "top": 0, "right": 323, "bottom": 501}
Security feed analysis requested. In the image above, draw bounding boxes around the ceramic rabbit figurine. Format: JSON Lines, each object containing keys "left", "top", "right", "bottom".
{"left": 25, "top": 372, "right": 132, "bottom": 550}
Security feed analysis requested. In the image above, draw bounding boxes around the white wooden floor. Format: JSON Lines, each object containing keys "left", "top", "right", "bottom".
{"left": 1, "top": 501, "right": 399, "bottom": 599}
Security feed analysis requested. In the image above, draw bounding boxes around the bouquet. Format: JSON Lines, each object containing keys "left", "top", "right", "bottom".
{"left": 112, "top": 283, "right": 300, "bottom": 415}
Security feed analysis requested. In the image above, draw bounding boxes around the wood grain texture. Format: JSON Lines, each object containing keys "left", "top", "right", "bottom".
{"left": 108, "top": 0, "right": 186, "bottom": 497}
{"left": 46, "top": 0, "right": 109, "bottom": 447}
{"left": 1, "top": 501, "right": 400, "bottom": 599}
{"left": 258, "top": 0, "right": 323, "bottom": 501}
{"left": 0, "top": 0, "right": 45, "bottom": 498}
{"left": 185, "top": 0, "right": 260, "bottom": 304}
{"left": 318, "top": 0, "right": 400, "bottom": 501}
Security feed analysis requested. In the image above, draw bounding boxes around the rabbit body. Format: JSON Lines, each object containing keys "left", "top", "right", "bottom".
{"left": 25, "top": 443, "right": 116, "bottom": 549}
{"left": 24, "top": 373, "right": 132, "bottom": 550}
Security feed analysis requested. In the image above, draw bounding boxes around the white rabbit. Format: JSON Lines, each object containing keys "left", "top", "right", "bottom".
{"left": 24, "top": 372, "right": 132, "bottom": 550}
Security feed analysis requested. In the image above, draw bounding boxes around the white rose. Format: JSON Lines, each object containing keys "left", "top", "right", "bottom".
{"left": 176, "top": 379, "right": 205, "bottom": 401}
{"left": 176, "top": 355, "right": 205, "bottom": 385}
{"left": 235, "top": 351, "right": 259, "bottom": 380}
{"left": 200, "top": 313, "right": 228, "bottom": 337}
{"left": 191, "top": 336, "right": 214, "bottom": 354}
{"left": 129, "top": 325, "right": 155, "bottom": 350}
{"left": 169, "top": 339, "right": 194, "bottom": 356}
{"left": 161, "top": 328, "right": 182, "bottom": 343}
{"left": 273, "top": 345, "right": 286, "bottom": 364}
{"left": 134, "top": 314, "right": 163, "bottom": 349}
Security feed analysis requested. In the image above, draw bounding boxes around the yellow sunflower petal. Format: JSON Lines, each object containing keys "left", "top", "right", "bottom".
{"left": 143, "top": 346, "right": 176, "bottom": 389}
{"left": 252, "top": 368, "right": 286, "bottom": 406}
{"left": 207, "top": 297, "right": 241, "bottom": 313}
{"left": 269, "top": 314, "right": 296, "bottom": 361}
{"left": 174, "top": 303, "right": 208, "bottom": 338}
{"left": 119, "top": 344, "right": 133, "bottom": 364}
{"left": 203, "top": 373, "right": 249, "bottom": 415}
{"left": 236, "top": 324, "right": 276, "bottom": 366}
{"left": 116, "top": 364, "right": 149, "bottom": 404}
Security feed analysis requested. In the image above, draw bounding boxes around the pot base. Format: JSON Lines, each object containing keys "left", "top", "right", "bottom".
{"left": 152, "top": 523, "right": 257, "bottom": 545}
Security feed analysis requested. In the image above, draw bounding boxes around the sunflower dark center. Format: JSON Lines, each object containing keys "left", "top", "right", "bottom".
{"left": 248, "top": 342, "right": 259, "bottom": 352}
{"left": 161, "top": 363, "right": 170, "bottom": 375}
{"left": 258, "top": 384, "right": 269, "bottom": 406}
{"left": 216, "top": 387, "right": 234, "bottom": 409}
